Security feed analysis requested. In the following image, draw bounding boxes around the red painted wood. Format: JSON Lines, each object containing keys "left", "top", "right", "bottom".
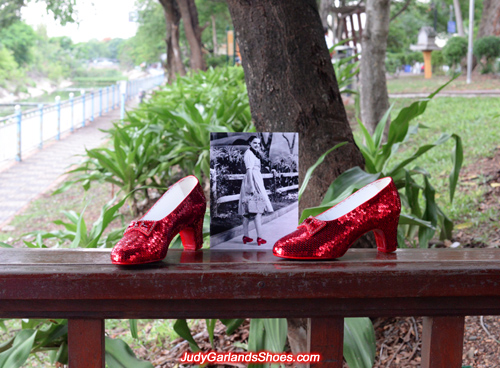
{"left": 421, "top": 316, "right": 465, "bottom": 368}
{"left": 309, "top": 318, "right": 344, "bottom": 367}
{"left": 68, "top": 319, "right": 105, "bottom": 368}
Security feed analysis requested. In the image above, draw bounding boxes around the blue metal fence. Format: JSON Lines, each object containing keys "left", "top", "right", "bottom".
{"left": 0, "top": 74, "right": 164, "bottom": 163}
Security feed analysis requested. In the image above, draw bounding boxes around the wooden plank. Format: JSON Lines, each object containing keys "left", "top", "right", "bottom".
{"left": 308, "top": 318, "right": 344, "bottom": 367}
{"left": 68, "top": 319, "right": 105, "bottom": 368}
{"left": 421, "top": 316, "right": 465, "bottom": 368}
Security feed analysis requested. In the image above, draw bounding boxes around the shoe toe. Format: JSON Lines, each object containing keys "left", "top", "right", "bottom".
{"left": 111, "top": 233, "right": 161, "bottom": 265}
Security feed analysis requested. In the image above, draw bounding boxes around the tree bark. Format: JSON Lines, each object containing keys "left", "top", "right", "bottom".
{"left": 227, "top": 0, "right": 365, "bottom": 358}
{"left": 227, "top": 0, "right": 364, "bottom": 213}
{"left": 452, "top": 0, "right": 465, "bottom": 37}
{"left": 159, "top": 0, "right": 186, "bottom": 82}
{"left": 360, "top": 0, "right": 391, "bottom": 136}
{"left": 478, "top": 0, "right": 500, "bottom": 38}
{"left": 176, "top": 0, "right": 206, "bottom": 71}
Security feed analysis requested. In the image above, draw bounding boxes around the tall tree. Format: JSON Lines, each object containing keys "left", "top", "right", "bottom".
{"left": 226, "top": 0, "right": 365, "bottom": 356}
{"left": 360, "top": 0, "right": 391, "bottom": 135}
{"left": 452, "top": 0, "right": 465, "bottom": 36}
{"left": 158, "top": 0, "right": 186, "bottom": 80}
{"left": 227, "top": 0, "right": 364, "bottom": 212}
{"left": 478, "top": 0, "right": 500, "bottom": 37}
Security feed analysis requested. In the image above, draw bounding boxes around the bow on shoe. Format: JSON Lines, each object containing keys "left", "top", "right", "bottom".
{"left": 297, "top": 216, "right": 326, "bottom": 235}
{"left": 124, "top": 221, "right": 157, "bottom": 236}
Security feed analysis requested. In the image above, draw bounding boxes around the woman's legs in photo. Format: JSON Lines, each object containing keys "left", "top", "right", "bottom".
{"left": 254, "top": 213, "right": 262, "bottom": 238}
{"left": 243, "top": 216, "right": 250, "bottom": 237}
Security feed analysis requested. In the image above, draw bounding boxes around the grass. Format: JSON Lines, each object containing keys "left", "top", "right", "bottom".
{"left": 383, "top": 96, "right": 500, "bottom": 244}
{"left": 387, "top": 74, "right": 500, "bottom": 94}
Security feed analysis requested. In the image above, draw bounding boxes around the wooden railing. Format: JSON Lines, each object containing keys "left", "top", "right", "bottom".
{"left": 1, "top": 247, "right": 499, "bottom": 367}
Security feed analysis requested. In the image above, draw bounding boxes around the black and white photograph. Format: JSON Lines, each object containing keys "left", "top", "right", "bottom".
{"left": 210, "top": 132, "right": 299, "bottom": 250}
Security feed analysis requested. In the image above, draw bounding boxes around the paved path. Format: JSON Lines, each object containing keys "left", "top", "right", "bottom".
{"left": 0, "top": 105, "right": 134, "bottom": 228}
{"left": 389, "top": 90, "right": 500, "bottom": 98}
{"left": 211, "top": 204, "right": 299, "bottom": 251}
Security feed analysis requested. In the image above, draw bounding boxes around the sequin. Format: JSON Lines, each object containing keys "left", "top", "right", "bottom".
{"left": 111, "top": 176, "right": 206, "bottom": 265}
{"left": 273, "top": 177, "right": 401, "bottom": 259}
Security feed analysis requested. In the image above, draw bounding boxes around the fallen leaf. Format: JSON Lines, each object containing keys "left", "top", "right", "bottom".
{"left": 490, "top": 183, "right": 500, "bottom": 188}
{"left": 456, "top": 222, "right": 474, "bottom": 230}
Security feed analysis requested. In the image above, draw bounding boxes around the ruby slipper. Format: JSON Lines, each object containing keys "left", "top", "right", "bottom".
{"left": 111, "top": 175, "right": 206, "bottom": 265}
{"left": 273, "top": 177, "right": 401, "bottom": 259}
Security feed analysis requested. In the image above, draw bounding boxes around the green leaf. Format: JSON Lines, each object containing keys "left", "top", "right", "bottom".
{"left": 298, "top": 142, "right": 348, "bottom": 201}
{"left": 206, "top": 319, "right": 216, "bottom": 348}
{"left": 129, "top": 320, "right": 138, "bottom": 339}
{"left": 248, "top": 319, "right": 265, "bottom": 368}
{"left": 105, "top": 337, "right": 153, "bottom": 368}
{"left": 398, "top": 214, "right": 435, "bottom": 229}
{"left": 343, "top": 318, "right": 376, "bottom": 368}
{"left": 418, "top": 177, "right": 438, "bottom": 248}
{"left": 449, "top": 134, "right": 463, "bottom": 203}
{"left": 0, "top": 242, "right": 13, "bottom": 248}
{"left": 173, "top": 319, "right": 200, "bottom": 352}
{"left": 262, "top": 319, "right": 287, "bottom": 353}
{"left": 55, "top": 342, "right": 68, "bottom": 365}
{"left": 373, "top": 104, "right": 393, "bottom": 150}
{"left": 0, "top": 329, "right": 37, "bottom": 368}
{"left": 220, "top": 319, "right": 245, "bottom": 335}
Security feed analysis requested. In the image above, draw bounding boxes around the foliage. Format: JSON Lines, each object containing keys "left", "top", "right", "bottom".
{"left": 25, "top": 195, "right": 127, "bottom": 248}
{"left": 0, "top": 21, "right": 37, "bottom": 65}
{"left": 442, "top": 36, "right": 468, "bottom": 69}
{"left": 0, "top": 47, "right": 22, "bottom": 88}
{"left": 474, "top": 36, "right": 500, "bottom": 73}
{"left": 331, "top": 40, "right": 359, "bottom": 94}
{"left": 301, "top": 76, "right": 463, "bottom": 249}
{"left": 344, "top": 318, "right": 376, "bottom": 368}
{"left": 431, "top": 50, "right": 445, "bottom": 72}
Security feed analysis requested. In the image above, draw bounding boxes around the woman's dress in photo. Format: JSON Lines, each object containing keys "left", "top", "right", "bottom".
{"left": 238, "top": 149, "right": 274, "bottom": 215}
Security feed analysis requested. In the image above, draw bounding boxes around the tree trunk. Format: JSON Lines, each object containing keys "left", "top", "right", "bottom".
{"left": 452, "top": 0, "right": 465, "bottom": 37}
{"left": 211, "top": 15, "right": 218, "bottom": 56}
{"left": 360, "top": 0, "right": 391, "bottom": 135}
{"left": 176, "top": 0, "right": 206, "bottom": 71}
{"left": 227, "top": 0, "right": 368, "bottom": 358}
{"left": 227, "top": 0, "right": 364, "bottom": 213}
{"left": 159, "top": 0, "right": 186, "bottom": 82}
{"left": 478, "top": 0, "right": 500, "bottom": 38}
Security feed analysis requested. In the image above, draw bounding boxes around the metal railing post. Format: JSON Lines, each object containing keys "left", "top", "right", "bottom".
{"left": 91, "top": 90, "right": 94, "bottom": 122}
{"left": 15, "top": 105, "right": 22, "bottom": 161}
{"left": 99, "top": 88, "right": 103, "bottom": 117}
{"left": 105, "top": 86, "right": 109, "bottom": 113}
{"left": 120, "top": 81, "right": 126, "bottom": 120}
{"left": 81, "top": 90, "right": 86, "bottom": 127}
{"left": 55, "top": 96, "right": 61, "bottom": 140}
{"left": 38, "top": 103, "right": 44, "bottom": 149}
{"left": 70, "top": 92, "right": 74, "bottom": 133}
{"left": 112, "top": 84, "right": 115, "bottom": 110}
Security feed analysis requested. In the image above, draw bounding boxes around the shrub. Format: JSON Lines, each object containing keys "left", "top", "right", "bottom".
{"left": 442, "top": 36, "right": 467, "bottom": 69}
{"left": 431, "top": 50, "right": 445, "bottom": 73}
{"left": 474, "top": 36, "right": 500, "bottom": 74}
{"left": 386, "top": 53, "right": 402, "bottom": 74}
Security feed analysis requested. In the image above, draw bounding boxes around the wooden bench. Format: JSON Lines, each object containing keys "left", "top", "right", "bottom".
{"left": 1, "top": 247, "right": 500, "bottom": 367}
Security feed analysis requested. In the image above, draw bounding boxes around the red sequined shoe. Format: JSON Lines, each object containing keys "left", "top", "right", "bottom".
{"left": 273, "top": 177, "right": 401, "bottom": 259}
{"left": 257, "top": 237, "right": 267, "bottom": 246}
{"left": 243, "top": 236, "right": 253, "bottom": 244}
{"left": 111, "top": 175, "right": 206, "bottom": 265}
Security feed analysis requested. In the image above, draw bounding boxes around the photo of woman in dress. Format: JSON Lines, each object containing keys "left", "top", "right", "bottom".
{"left": 238, "top": 136, "right": 274, "bottom": 246}
{"left": 210, "top": 132, "right": 299, "bottom": 250}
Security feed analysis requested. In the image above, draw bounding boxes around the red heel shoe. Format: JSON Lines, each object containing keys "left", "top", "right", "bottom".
{"left": 257, "top": 237, "right": 266, "bottom": 246}
{"left": 111, "top": 176, "right": 206, "bottom": 265}
{"left": 243, "top": 236, "right": 253, "bottom": 244}
{"left": 273, "top": 177, "right": 401, "bottom": 259}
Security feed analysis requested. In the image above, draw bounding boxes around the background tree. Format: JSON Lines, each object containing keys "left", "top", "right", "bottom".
{"left": 360, "top": 0, "right": 391, "bottom": 135}
{"left": 478, "top": 0, "right": 500, "bottom": 37}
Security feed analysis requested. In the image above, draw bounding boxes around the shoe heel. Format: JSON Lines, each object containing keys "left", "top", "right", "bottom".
{"left": 179, "top": 217, "right": 204, "bottom": 251}
{"left": 373, "top": 216, "right": 399, "bottom": 253}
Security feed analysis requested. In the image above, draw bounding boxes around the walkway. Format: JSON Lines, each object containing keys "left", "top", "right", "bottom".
{"left": 0, "top": 104, "right": 135, "bottom": 227}
{"left": 389, "top": 90, "right": 500, "bottom": 98}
